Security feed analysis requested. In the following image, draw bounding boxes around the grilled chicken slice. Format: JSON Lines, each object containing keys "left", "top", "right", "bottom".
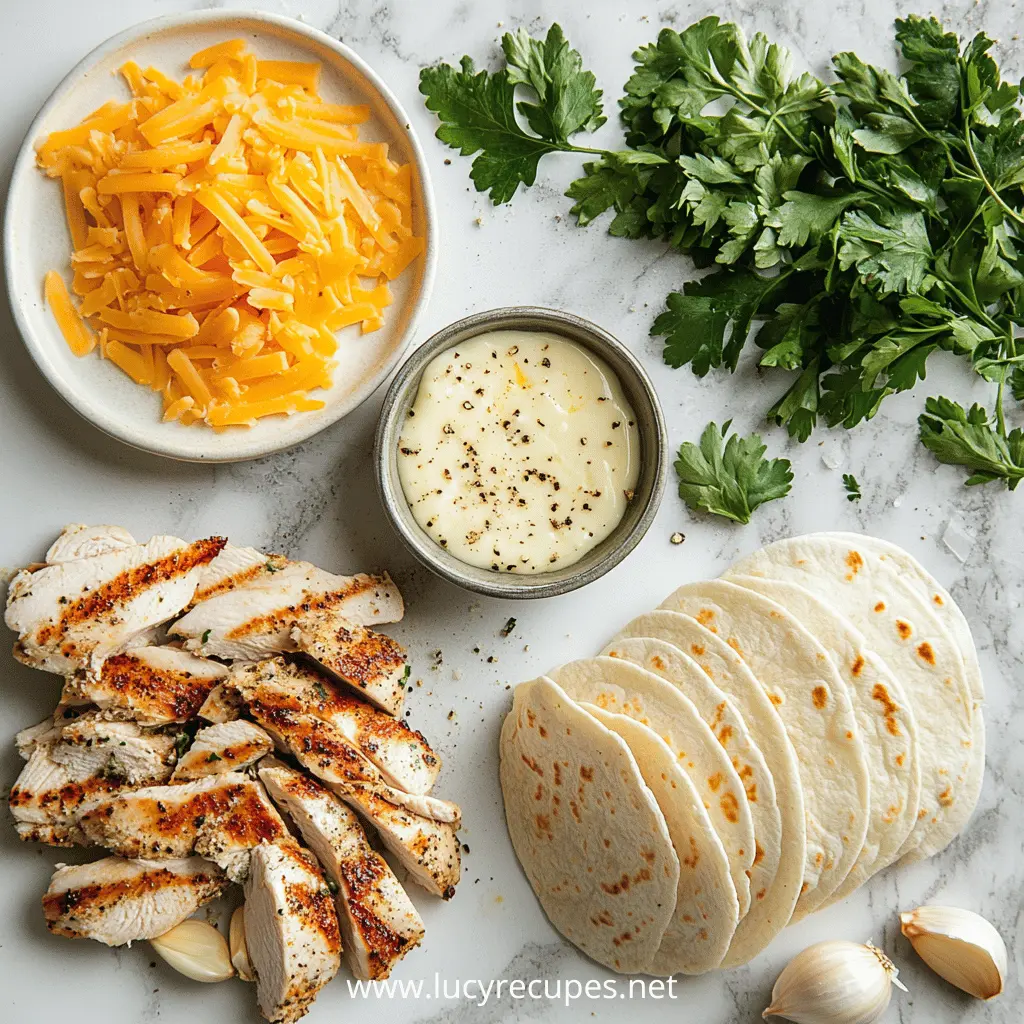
{"left": 244, "top": 841, "right": 341, "bottom": 1023}
{"left": 171, "top": 562, "right": 403, "bottom": 662}
{"left": 79, "top": 773, "right": 289, "bottom": 881}
{"left": 43, "top": 856, "right": 226, "bottom": 945}
{"left": 231, "top": 657, "right": 437, "bottom": 794}
{"left": 227, "top": 660, "right": 458, "bottom": 823}
{"left": 190, "top": 545, "right": 290, "bottom": 607}
{"left": 291, "top": 613, "right": 408, "bottom": 717}
{"left": 6, "top": 532, "right": 225, "bottom": 674}
{"left": 335, "top": 784, "right": 461, "bottom": 899}
{"left": 260, "top": 763, "right": 425, "bottom": 980}
{"left": 15, "top": 716, "right": 61, "bottom": 759}
{"left": 45, "top": 524, "right": 137, "bottom": 564}
{"left": 10, "top": 714, "right": 176, "bottom": 846}
{"left": 197, "top": 682, "right": 243, "bottom": 723}
{"left": 172, "top": 721, "right": 273, "bottom": 781}
{"left": 61, "top": 646, "right": 229, "bottom": 725}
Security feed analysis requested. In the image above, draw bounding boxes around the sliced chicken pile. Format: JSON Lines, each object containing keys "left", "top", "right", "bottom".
{"left": 6, "top": 525, "right": 461, "bottom": 1023}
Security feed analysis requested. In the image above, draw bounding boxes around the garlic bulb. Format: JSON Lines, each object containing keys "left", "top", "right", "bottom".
{"left": 150, "top": 919, "right": 235, "bottom": 983}
{"left": 900, "top": 906, "right": 1006, "bottom": 1000}
{"left": 229, "top": 905, "right": 255, "bottom": 982}
{"left": 763, "top": 941, "right": 907, "bottom": 1024}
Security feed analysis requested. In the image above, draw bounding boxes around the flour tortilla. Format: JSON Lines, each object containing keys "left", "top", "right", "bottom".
{"left": 729, "top": 575, "right": 921, "bottom": 899}
{"left": 579, "top": 701, "right": 740, "bottom": 975}
{"left": 613, "top": 611, "right": 804, "bottom": 968}
{"left": 600, "top": 636, "right": 780, "bottom": 920}
{"left": 726, "top": 534, "right": 981, "bottom": 862}
{"left": 821, "top": 532, "right": 986, "bottom": 866}
{"left": 660, "top": 580, "right": 871, "bottom": 918}
{"left": 499, "top": 677, "right": 679, "bottom": 973}
{"left": 549, "top": 657, "right": 754, "bottom": 917}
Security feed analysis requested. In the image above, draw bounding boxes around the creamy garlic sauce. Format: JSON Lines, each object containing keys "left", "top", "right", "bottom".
{"left": 398, "top": 330, "right": 640, "bottom": 574}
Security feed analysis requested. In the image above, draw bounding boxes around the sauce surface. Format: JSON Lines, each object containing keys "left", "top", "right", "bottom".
{"left": 398, "top": 330, "right": 640, "bottom": 573}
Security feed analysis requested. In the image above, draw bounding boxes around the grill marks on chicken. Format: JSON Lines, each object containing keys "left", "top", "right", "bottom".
{"left": 226, "top": 659, "right": 459, "bottom": 824}
{"left": 62, "top": 646, "right": 229, "bottom": 726}
{"left": 6, "top": 525, "right": 460, "bottom": 1024}
{"left": 172, "top": 721, "right": 274, "bottom": 781}
{"left": 79, "top": 774, "right": 289, "bottom": 881}
{"left": 244, "top": 841, "right": 341, "bottom": 1024}
{"left": 43, "top": 856, "right": 227, "bottom": 945}
{"left": 291, "top": 613, "right": 409, "bottom": 717}
{"left": 6, "top": 531, "right": 225, "bottom": 674}
{"left": 260, "top": 762, "right": 425, "bottom": 980}
{"left": 171, "top": 561, "right": 404, "bottom": 662}
{"left": 227, "top": 657, "right": 438, "bottom": 794}
{"left": 10, "top": 713, "right": 177, "bottom": 846}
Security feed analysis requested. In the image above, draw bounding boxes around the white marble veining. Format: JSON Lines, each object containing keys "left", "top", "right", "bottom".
{"left": 0, "top": 1, "right": 1020, "bottom": 1021}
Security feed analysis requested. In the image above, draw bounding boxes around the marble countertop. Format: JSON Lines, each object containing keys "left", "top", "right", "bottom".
{"left": 0, "top": 1, "right": 1020, "bottom": 1021}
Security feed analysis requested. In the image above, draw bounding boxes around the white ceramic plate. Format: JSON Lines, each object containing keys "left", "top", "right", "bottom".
{"left": 4, "top": 11, "right": 436, "bottom": 462}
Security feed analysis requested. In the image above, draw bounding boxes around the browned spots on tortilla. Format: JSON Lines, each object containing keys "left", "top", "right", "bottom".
{"left": 538, "top": 725, "right": 548, "bottom": 739}
{"left": 753, "top": 842, "right": 765, "bottom": 867}
{"left": 590, "top": 910, "right": 614, "bottom": 927}
{"left": 533, "top": 783, "right": 543, "bottom": 801}
{"left": 601, "top": 873, "right": 631, "bottom": 895}
{"left": 720, "top": 791, "right": 739, "bottom": 824}
{"left": 641, "top": 849, "right": 656, "bottom": 864}
{"left": 851, "top": 655, "right": 865, "bottom": 677}
{"left": 916, "top": 641, "right": 935, "bottom": 665}
{"left": 756, "top": 888, "right": 766, "bottom": 901}
{"left": 812, "top": 686, "right": 828, "bottom": 709}
{"left": 552, "top": 762, "right": 561, "bottom": 786}
{"left": 718, "top": 724, "right": 733, "bottom": 746}
{"left": 933, "top": 593, "right": 944, "bottom": 606}
{"left": 521, "top": 755, "right": 543, "bottom": 777}
{"left": 726, "top": 637, "right": 743, "bottom": 656}
{"left": 768, "top": 693, "right": 782, "bottom": 707}
{"left": 226, "top": 573, "right": 396, "bottom": 641}
{"left": 691, "top": 643, "right": 705, "bottom": 656}
{"left": 35, "top": 538, "right": 225, "bottom": 647}
{"left": 651, "top": 655, "right": 665, "bottom": 671}
{"left": 535, "top": 814, "right": 553, "bottom": 839}
{"left": 682, "top": 836, "right": 700, "bottom": 869}
{"left": 579, "top": 765, "right": 593, "bottom": 782}
{"left": 800, "top": 882, "right": 809, "bottom": 894}
{"left": 896, "top": 620, "right": 912, "bottom": 640}
{"left": 895, "top": 753, "right": 905, "bottom": 767}
{"left": 868, "top": 679, "right": 901, "bottom": 737}
{"left": 707, "top": 772, "right": 722, "bottom": 792}
{"left": 696, "top": 608, "right": 716, "bottom": 629}
{"left": 844, "top": 550, "right": 863, "bottom": 580}
{"left": 938, "top": 788, "right": 954, "bottom": 807}
{"left": 874, "top": 601, "right": 886, "bottom": 612}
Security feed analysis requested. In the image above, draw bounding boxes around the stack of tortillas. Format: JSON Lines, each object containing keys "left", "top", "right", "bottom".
{"left": 500, "top": 533, "right": 985, "bottom": 975}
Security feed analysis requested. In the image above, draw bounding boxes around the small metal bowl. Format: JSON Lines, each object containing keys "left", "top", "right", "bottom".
{"left": 374, "top": 307, "right": 667, "bottom": 599}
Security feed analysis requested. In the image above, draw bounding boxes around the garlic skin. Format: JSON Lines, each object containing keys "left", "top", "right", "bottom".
{"left": 900, "top": 906, "right": 1006, "bottom": 1000}
{"left": 763, "top": 941, "right": 907, "bottom": 1024}
{"left": 229, "top": 905, "right": 255, "bottom": 982}
{"left": 150, "top": 919, "right": 235, "bottom": 983}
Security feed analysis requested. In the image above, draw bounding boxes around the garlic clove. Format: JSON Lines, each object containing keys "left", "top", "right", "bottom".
{"left": 229, "top": 905, "right": 255, "bottom": 982}
{"left": 150, "top": 918, "right": 235, "bottom": 983}
{"left": 763, "top": 940, "right": 907, "bottom": 1024}
{"left": 900, "top": 905, "right": 1006, "bottom": 1000}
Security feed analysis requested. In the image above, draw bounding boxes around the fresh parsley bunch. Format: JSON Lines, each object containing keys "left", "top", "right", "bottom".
{"left": 420, "top": 16, "right": 1024, "bottom": 491}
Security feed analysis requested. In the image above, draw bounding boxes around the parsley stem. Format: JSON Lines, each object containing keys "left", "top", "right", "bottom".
{"left": 962, "top": 125, "right": 1024, "bottom": 227}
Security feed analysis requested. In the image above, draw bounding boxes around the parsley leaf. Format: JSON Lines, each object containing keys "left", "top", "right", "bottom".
{"left": 843, "top": 473, "right": 862, "bottom": 501}
{"left": 675, "top": 421, "right": 793, "bottom": 524}
{"left": 918, "top": 397, "right": 1024, "bottom": 488}
{"left": 419, "top": 25, "right": 606, "bottom": 204}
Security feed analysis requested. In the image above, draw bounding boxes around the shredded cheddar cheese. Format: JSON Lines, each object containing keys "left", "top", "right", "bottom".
{"left": 38, "top": 39, "right": 423, "bottom": 428}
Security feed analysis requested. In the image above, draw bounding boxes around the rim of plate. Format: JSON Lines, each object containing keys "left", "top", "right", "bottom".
{"left": 3, "top": 10, "right": 437, "bottom": 462}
